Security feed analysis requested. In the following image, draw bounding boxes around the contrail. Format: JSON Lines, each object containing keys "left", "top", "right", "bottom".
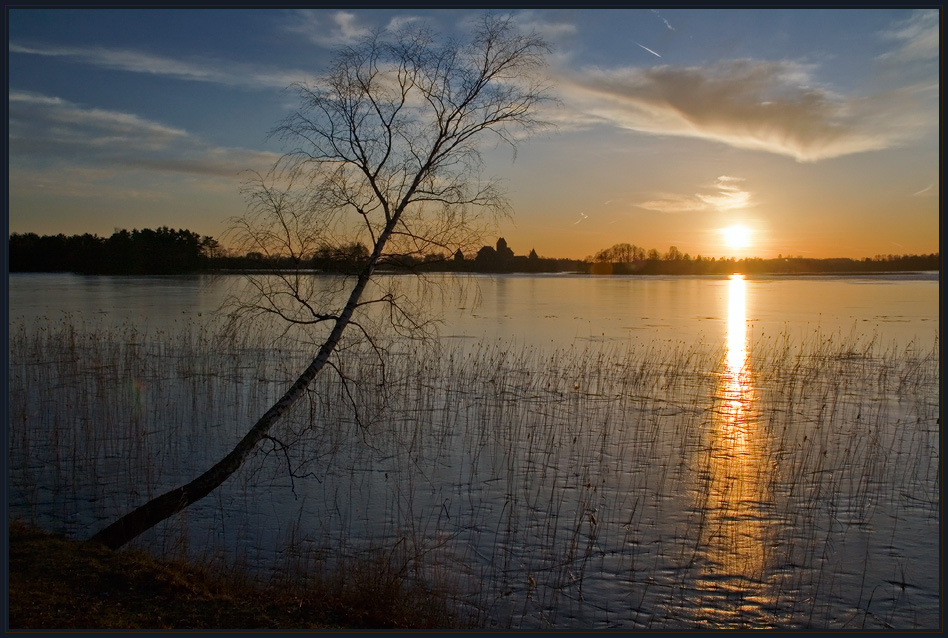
{"left": 574, "top": 212, "right": 589, "bottom": 225}
{"left": 651, "top": 9, "right": 675, "bottom": 31}
{"left": 635, "top": 42, "right": 662, "bottom": 58}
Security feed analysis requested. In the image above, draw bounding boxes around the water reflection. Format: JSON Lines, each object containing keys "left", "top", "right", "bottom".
{"left": 689, "top": 274, "right": 777, "bottom": 627}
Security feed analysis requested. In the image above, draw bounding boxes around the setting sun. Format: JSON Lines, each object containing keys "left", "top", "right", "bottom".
{"left": 722, "top": 224, "right": 752, "bottom": 250}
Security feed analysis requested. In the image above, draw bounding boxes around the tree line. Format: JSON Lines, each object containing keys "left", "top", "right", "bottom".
{"left": 8, "top": 228, "right": 220, "bottom": 275}
{"left": 8, "top": 232, "right": 939, "bottom": 276}
{"left": 587, "top": 242, "right": 940, "bottom": 275}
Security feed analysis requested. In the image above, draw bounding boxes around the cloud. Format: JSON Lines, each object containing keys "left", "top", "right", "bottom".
{"left": 287, "top": 10, "right": 427, "bottom": 48}
{"left": 9, "top": 42, "right": 307, "bottom": 90}
{"left": 650, "top": 9, "right": 675, "bottom": 31}
{"left": 122, "top": 149, "right": 282, "bottom": 178}
{"left": 559, "top": 59, "right": 932, "bottom": 162}
{"left": 910, "top": 181, "right": 938, "bottom": 198}
{"left": 288, "top": 10, "right": 373, "bottom": 48}
{"left": 637, "top": 175, "right": 752, "bottom": 214}
{"left": 635, "top": 194, "right": 707, "bottom": 214}
{"left": 452, "top": 10, "right": 577, "bottom": 70}
{"left": 879, "top": 9, "right": 939, "bottom": 62}
{"left": 696, "top": 176, "right": 752, "bottom": 211}
{"left": 9, "top": 90, "right": 188, "bottom": 150}
{"left": 9, "top": 90, "right": 278, "bottom": 178}
{"left": 511, "top": 10, "right": 577, "bottom": 41}
{"left": 385, "top": 14, "right": 424, "bottom": 33}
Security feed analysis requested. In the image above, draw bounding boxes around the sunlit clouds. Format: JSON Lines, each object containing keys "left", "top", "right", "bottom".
{"left": 559, "top": 59, "right": 930, "bottom": 162}
{"left": 637, "top": 176, "right": 752, "bottom": 214}
{"left": 698, "top": 177, "right": 751, "bottom": 211}
{"left": 7, "top": 8, "right": 939, "bottom": 257}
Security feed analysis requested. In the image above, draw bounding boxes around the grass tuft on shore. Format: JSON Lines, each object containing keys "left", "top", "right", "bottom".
{"left": 7, "top": 520, "right": 463, "bottom": 629}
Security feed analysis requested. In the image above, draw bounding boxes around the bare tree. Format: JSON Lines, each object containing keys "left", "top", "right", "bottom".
{"left": 90, "top": 13, "right": 550, "bottom": 549}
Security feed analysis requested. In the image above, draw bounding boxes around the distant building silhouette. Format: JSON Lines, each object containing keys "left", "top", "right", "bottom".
{"left": 496, "top": 237, "right": 514, "bottom": 261}
{"left": 475, "top": 245, "right": 497, "bottom": 266}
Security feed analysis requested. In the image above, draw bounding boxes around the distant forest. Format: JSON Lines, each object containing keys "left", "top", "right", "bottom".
{"left": 8, "top": 230, "right": 940, "bottom": 276}
{"left": 584, "top": 242, "right": 941, "bottom": 275}
{"left": 8, "top": 228, "right": 221, "bottom": 275}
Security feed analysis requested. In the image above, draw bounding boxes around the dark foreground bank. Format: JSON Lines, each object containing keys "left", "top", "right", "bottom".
{"left": 7, "top": 520, "right": 463, "bottom": 630}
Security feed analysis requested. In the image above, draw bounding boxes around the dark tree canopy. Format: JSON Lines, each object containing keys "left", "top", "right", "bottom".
{"left": 9, "top": 228, "right": 217, "bottom": 274}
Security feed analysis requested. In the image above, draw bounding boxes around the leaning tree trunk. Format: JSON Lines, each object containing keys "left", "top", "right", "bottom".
{"left": 89, "top": 221, "right": 397, "bottom": 550}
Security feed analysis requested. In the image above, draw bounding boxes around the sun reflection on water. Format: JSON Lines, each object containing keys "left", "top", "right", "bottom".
{"left": 688, "top": 274, "right": 778, "bottom": 627}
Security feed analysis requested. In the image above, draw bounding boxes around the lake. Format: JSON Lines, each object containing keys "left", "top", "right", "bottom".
{"left": 7, "top": 272, "right": 940, "bottom": 629}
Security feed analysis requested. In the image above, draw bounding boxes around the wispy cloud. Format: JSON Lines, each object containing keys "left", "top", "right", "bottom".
{"left": 9, "top": 90, "right": 278, "bottom": 178}
{"left": 651, "top": 9, "right": 675, "bottom": 31}
{"left": 512, "top": 10, "right": 578, "bottom": 41}
{"left": 879, "top": 9, "right": 939, "bottom": 62}
{"left": 9, "top": 90, "right": 188, "bottom": 150}
{"left": 559, "top": 59, "right": 933, "bottom": 162}
{"left": 9, "top": 42, "right": 307, "bottom": 90}
{"left": 462, "top": 10, "right": 577, "bottom": 70}
{"left": 697, "top": 176, "right": 751, "bottom": 210}
{"left": 635, "top": 193, "right": 706, "bottom": 214}
{"left": 288, "top": 10, "right": 427, "bottom": 48}
{"left": 637, "top": 175, "right": 752, "bottom": 214}
{"left": 288, "top": 10, "right": 373, "bottom": 47}
{"left": 910, "top": 182, "right": 937, "bottom": 198}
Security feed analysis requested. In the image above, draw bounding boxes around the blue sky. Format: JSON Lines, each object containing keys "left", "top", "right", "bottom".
{"left": 7, "top": 8, "right": 939, "bottom": 259}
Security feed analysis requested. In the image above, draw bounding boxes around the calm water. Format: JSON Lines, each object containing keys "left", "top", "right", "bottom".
{"left": 8, "top": 271, "right": 940, "bottom": 347}
{"left": 7, "top": 272, "right": 940, "bottom": 628}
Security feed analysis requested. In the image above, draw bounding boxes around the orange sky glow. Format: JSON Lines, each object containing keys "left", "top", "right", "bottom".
{"left": 8, "top": 9, "right": 939, "bottom": 261}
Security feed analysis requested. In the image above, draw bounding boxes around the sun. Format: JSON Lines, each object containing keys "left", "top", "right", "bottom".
{"left": 721, "top": 224, "right": 752, "bottom": 250}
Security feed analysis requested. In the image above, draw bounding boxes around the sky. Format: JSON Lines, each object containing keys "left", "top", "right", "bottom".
{"left": 7, "top": 8, "right": 940, "bottom": 260}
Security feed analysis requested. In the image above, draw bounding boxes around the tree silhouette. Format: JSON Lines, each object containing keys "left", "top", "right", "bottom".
{"left": 89, "top": 14, "right": 550, "bottom": 549}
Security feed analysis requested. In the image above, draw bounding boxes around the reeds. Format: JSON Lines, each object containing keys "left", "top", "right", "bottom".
{"left": 7, "top": 317, "right": 939, "bottom": 629}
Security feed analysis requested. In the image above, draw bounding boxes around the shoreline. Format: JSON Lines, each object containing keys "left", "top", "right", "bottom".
{"left": 7, "top": 520, "right": 463, "bottom": 630}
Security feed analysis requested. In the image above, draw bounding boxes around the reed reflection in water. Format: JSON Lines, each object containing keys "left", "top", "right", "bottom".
{"left": 6, "top": 273, "right": 939, "bottom": 629}
{"left": 686, "top": 274, "right": 778, "bottom": 627}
